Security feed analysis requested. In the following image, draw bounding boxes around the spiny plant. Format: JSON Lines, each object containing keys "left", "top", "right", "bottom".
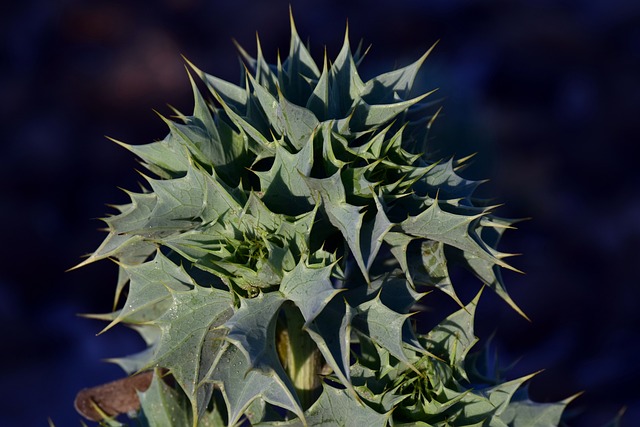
{"left": 74, "top": 12, "right": 576, "bottom": 427}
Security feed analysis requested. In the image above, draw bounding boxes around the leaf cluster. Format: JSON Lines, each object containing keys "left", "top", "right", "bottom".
{"left": 75, "top": 12, "right": 574, "bottom": 427}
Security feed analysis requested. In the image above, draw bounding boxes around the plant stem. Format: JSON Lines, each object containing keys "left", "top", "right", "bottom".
{"left": 278, "top": 303, "right": 322, "bottom": 409}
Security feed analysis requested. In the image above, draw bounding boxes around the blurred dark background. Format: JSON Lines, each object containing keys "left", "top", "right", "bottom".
{"left": 2, "top": 0, "right": 639, "bottom": 425}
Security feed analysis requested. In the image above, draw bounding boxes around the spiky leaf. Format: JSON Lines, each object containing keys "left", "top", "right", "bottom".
{"left": 424, "top": 290, "right": 481, "bottom": 380}
{"left": 149, "top": 285, "right": 233, "bottom": 418}
{"left": 138, "top": 370, "right": 193, "bottom": 427}
{"left": 209, "top": 342, "right": 304, "bottom": 426}
{"left": 258, "top": 383, "right": 388, "bottom": 427}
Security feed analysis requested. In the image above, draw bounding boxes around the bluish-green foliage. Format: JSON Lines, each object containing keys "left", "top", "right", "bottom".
{"left": 77, "top": 13, "right": 574, "bottom": 427}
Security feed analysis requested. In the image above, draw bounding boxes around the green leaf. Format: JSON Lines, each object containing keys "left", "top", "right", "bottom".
{"left": 306, "top": 171, "right": 388, "bottom": 283}
{"left": 103, "top": 251, "right": 193, "bottom": 331}
{"left": 183, "top": 71, "right": 251, "bottom": 186}
{"left": 149, "top": 285, "right": 234, "bottom": 419}
{"left": 259, "top": 383, "right": 388, "bottom": 426}
{"left": 255, "top": 141, "right": 314, "bottom": 214}
{"left": 328, "top": 30, "right": 365, "bottom": 118}
{"left": 111, "top": 135, "right": 190, "bottom": 179}
{"left": 106, "top": 191, "right": 158, "bottom": 234}
{"left": 354, "top": 296, "right": 414, "bottom": 366}
{"left": 214, "top": 117, "right": 252, "bottom": 187}
{"left": 449, "top": 246, "right": 528, "bottom": 320}
{"left": 485, "top": 372, "right": 540, "bottom": 416}
{"left": 361, "top": 45, "right": 436, "bottom": 103}
{"left": 417, "top": 159, "right": 484, "bottom": 200}
{"left": 319, "top": 123, "right": 349, "bottom": 175}
{"left": 198, "top": 71, "right": 248, "bottom": 114}
{"left": 187, "top": 71, "right": 217, "bottom": 136}
{"left": 249, "top": 66, "right": 319, "bottom": 152}
{"left": 349, "top": 122, "right": 393, "bottom": 160}
{"left": 156, "top": 113, "right": 216, "bottom": 172}
{"left": 306, "top": 54, "right": 330, "bottom": 119}
{"left": 70, "top": 191, "right": 158, "bottom": 271}
{"left": 112, "top": 238, "right": 158, "bottom": 308}
{"left": 346, "top": 273, "right": 425, "bottom": 315}
{"left": 138, "top": 369, "right": 193, "bottom": 427}
{"left": 420, "top": 386, "right": 472, "bottom": 418}
{"left": 159, "top": 197, "right": 312, "bottom": 293}
{"left": 500, "top": 395, "right": 576, "bottom": 427}
{"left": 408, "top": 240, "right": 462, "bottom": 307}
{"left": 199, "top": 166, "right": 247, "bottom": 224}
{"left": 247, "top": 73, "right": 282, "bottom": 127}
{"left": 209, "top": 342, "right": 305, "bottom": 426}
{"left": 342, "top": 163, "right": 380, "bottom": 200}
{"left": 157, "top": 224, "right": 231, "bottom": 269}
{"left": 352, "top": 377, "right": 408, "bottom": 415}
{"left": 443, "top": 387, "right": 506, "bottom": 427}
{"left": 348, "top": 91, "right": 433, "bottom": 132}
{"left": 282, "top": 11, "right": 320, "bottom": 104}
{"left": 280, "top": 259, "right": 341, "bottom": 325}
{"left": 384, "top": 231, "right": 416, "bottom": 281}
{"left": 400, "top": 200, "right": 514, "bottom": 272}
{"left": 252, "top": 35, "right": 280, "bottom": 95}
{"left": 209, "top": 84, "right": 275, "bottom": 157}
{"left": 71, "top": 231, "right": 153, "bottom": 272}
{"left": 362, "top": 194, "right": 394, "bottom": 271}
{"left": 424, "top": 290, "right": 480, "bottom": 380}
{"left": 138, "top": 162, "right": 243, "bottom": 232}
{"left": 224, "top": 292, "right": 286, "bottom": 373}
{"left": 306, "top": 296, "right": 355, "bottom": 394}
{"left": 448, "top": 215, "right": 528, "bottom": 319}
{"left": 274, "top": 205, "right": 318, "bottom": 257}
{"left": 276, "top": 90, "right": 320, "bottom": 151}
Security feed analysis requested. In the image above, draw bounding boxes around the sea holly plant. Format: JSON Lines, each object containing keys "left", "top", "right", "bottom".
{"left": 73, "top": 12, "right": 575, "bottom": 427}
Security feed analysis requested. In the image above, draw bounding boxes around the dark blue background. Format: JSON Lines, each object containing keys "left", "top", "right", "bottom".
{"left": 2, "top": 0, "right": 639, "bottom": 425}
